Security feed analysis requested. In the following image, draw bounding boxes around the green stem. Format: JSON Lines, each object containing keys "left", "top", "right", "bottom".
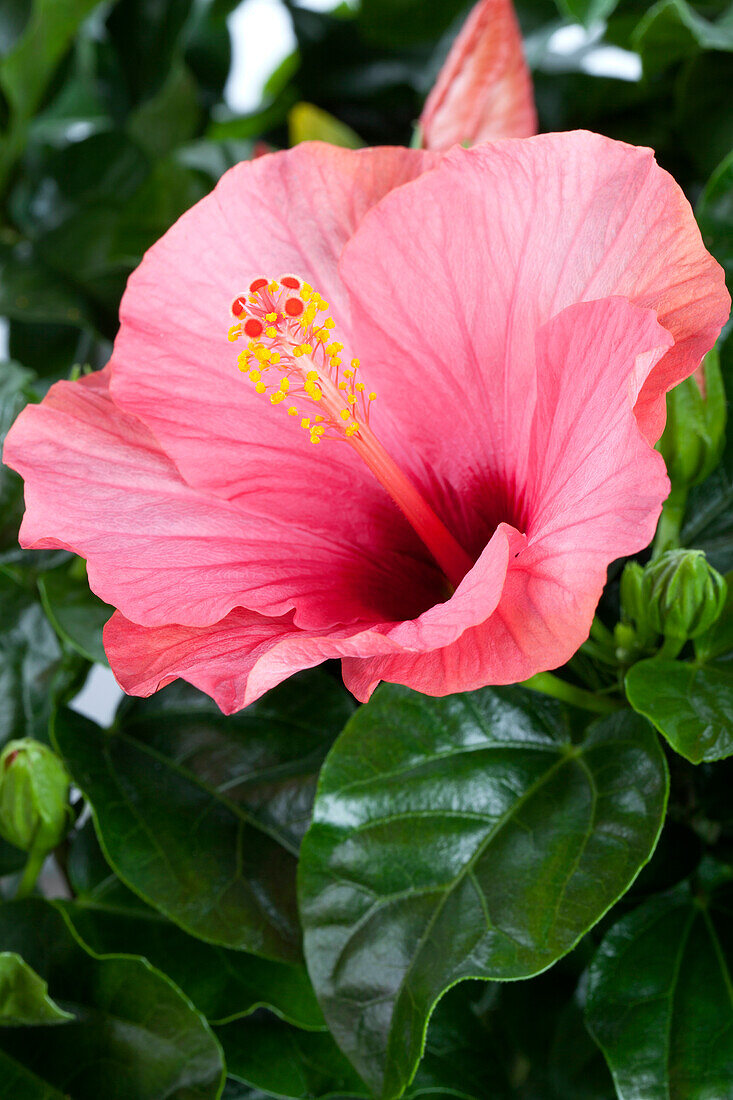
{"left": 657, "top": 634, "right": 686, "bottom": 660}
{"left": 590, "top": 616, "right": 616, "bottom": 648}
{"left": 653, "top": 484, "right": 688, "bottom": 558}
{"left": 521, "top": 672, "right": 624, "bottom": 713}
{"left": 14, "top": 840, "right": 46, "bottom": 900}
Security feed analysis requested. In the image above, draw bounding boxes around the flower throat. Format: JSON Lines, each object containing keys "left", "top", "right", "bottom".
{"left": 228, "top": 274, "right": 473, "bottom": 590}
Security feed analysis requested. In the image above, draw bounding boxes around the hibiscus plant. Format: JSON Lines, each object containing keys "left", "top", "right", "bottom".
{"left": 1, "top": 0, "right": 733, "bottom": 1097}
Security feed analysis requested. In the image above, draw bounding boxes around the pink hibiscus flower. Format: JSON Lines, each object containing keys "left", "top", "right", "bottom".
{"left": 420, "top": 0, "right": 537, "bottom": 148}
{"left": 4, "top": 134, "right": 728, "bottom": 711}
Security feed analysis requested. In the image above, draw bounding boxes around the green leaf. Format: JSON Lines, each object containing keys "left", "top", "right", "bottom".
{"left": 0, "top": 240, "right": 91, "bottom": 328}
{"left": 0, "top": 360, "right": 37, "bottom": 553}
{"left": 698, "top": 147, "right": 733, "bottom": 289}
{"left": 0, "top": 953, "right": 73, "bottom": 1027}
{"left": 0, "top": 836, "right": 25, "bottom": 877}
{"left": 0, "top": 572, "right": 83, "bottom": 748}
{"left": 633, "top": 0, "right": 733, "bottom": 77}
{"left": 127, "top": 61, "right": 201, "bottom": 157}
{"left": 288, "top": 103, "right": 363, "bottom": 148}
{"left": 0, "top": 0, "right": 104, "bottom": 120}
{"left": 54, "top": 670, "right": 356, "bottom": 960}
{"left": 357, "top": 0, "right": 468, "bottom": 47}
{"left": 219, "top": 983, "right": 511, "bottom": 1100}
{"left": 38, "top": 565, "right": 112, "bottom": 665}
{"left": 625, "top": 658, "right": 733, "bottom": 762}
{"left": 586, "top": 868, "right": 733, "bottom": 1100}
{"left": 0, "top": 898, "right": 225, "bottom": 1098}
{"left": 556, "top": 0, "right": 619, "bottom": 27}
{"left": 299, "top": 686, "right": 668, "bottom": 1099}
{"left": 65, "top": 820, "right": 326, "bottom": 1029}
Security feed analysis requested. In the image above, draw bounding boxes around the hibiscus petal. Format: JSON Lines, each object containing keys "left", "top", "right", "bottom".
{"left": 420, "top": 0, "right": 537, "bottom": 149}
{"left": 341, "top": 298, "right": 673, "bottom": 699}
{"left": 340, "top": 132, "right": 729, "bottom": 505}
{"left": 109, "top": 143, "right": 438, "bottom": 510}
{"left": 105, "top": 523, "right": 521, "bottom": 711}
{"left": 3, "top": 371, "right": 444, "bottom": 630}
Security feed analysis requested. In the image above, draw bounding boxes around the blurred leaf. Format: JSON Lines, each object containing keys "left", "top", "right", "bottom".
{"left": 38, "top": 565, "right": 111, "bottom": 665}
{"left": 0, "top": 239, "right": 91, "bottom": 328}
{"left": 698, "top": 145, "right": 733, "bottom": 288}
{"left": 0, "top": 898, "right": 225, "bottom": 1098}
{"left": 0, "top": 0, "right": 104, "bottom": 119}
{"left": 0, "top": 360, "right": 36, "bottom": 551}
{"left": 356, "top": 0, "right": 469, "bottom": 47}
{"left": 634, "top": 0, "right": 733, "bottom": 77}
{"left": 106, "top": 0, "right": 195, "bottom": 104}
{"left": 0, "top": 837, "right": 25, "bottom": 877}
{"left": 299, "top": 687, "right": 668, "bottom": 1099}
{"left": 53, "top": 669, "right": 356, "bottom": 959}
{"left": 676, "top": 51, "right": 733, "bottom": 180}
{"left": 0, "top": 954, "right": 73, "bottom": 1027}
{"left": 0, "top": 572, "right": 83, "bottom": 748}
{"left": 556, "top": 0, "right": 620, "bottom": 26}
{"left": 65, "top": 819, "right": 326, "bottom": 1029}
{"left": 288, "top": 102, "right": 363, "bottom": 147}
{"left": 547, "top": 999, "right": 616, "bottom": 1100}
{"left": 586, "top": 869, "right": 733, "bottom": 1100}
{"left": 626, "top": 658, "right": 733, "bottom": 762}
{"left": 128, "top": 60, "right": 201, "bottom": 156}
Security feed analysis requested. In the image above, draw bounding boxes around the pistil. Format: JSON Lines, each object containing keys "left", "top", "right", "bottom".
{"left": 228, "top": 275, "right": 474, "bottom": 590}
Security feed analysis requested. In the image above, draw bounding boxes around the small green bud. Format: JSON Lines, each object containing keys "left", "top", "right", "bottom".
{"left": 0, "top": 740, "right": 71, "bottom": 855}
{"left": 620, "top": 561, "right": 646, "bottom": 630}
{"left": 645, "top": 550, "right": 727, "bottom": 640}
{"left": 657, "top": 348, "right": 726, "bottom": 489}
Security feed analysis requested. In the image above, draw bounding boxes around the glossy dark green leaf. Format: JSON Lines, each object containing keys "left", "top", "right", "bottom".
{"left": 107, "top": 0, "right": 195, "bottom": 103}
{"left": 0, "top": 572, "right": 83, "bottom": 748}
{"left": 299, "top": 686, "right": 668, "bottom": 1099}
{"left": 547, "top": 999, "right": 616, "bottom": 1100}
{"left": 64, "top": 820, "right": 326, "bottom": 1029}
{"left": 38, "top": 565, "right": 111, "bottom": 665}
{"left": 633, "top": 0, "right": 733, "bottom": 77}
{"left": 586, "top": 869, "right": 733, "bottom": 1100}
{"left": 54, "top": 670, "right": 355, "bottom": 959}
{"left": 219, "top": 983, "right": 511, "bottom": 1100}
{"left": 0, "top": 240, "right": 91, "bottom": 328}
{"left": 0, "top": 953, "right": 73, "bottom": 1026}
{"left": 626, "top": 658, "right": 733, "bottom": 762}
{"left": 127, "top": 60, "right": 201, "bottom": 156}
{"left": 0, "top": 898, "right": 224, "bottom": 1098}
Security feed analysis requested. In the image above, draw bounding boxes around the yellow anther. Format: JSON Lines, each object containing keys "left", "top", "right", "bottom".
{"left": 338, "top": 381, "right": 347, "bottom": 391}
{"left": 265, "top": 312, "right": 277, "bottom": 321}
{"left": 348, "top": 394, "right": 357, "bottom": 405}
{"left": 317, "top": 299, "right": 329, "bottom": 311}
{"left": 288, "top": 406, "right": 298, "bottom": 416}
{"left": 266, "top": 326, "right": 277, "bottom": 337}
{"left": 339, "top": 409, "right": 350, "bottom": 421}
{"left": 310, "top": 436, "right": 320, "bottom": 444}
{"left": 327, "top": 343, "right": 343, "bottom": 355}
{"left": 325, "top": 318, "right": 335, "bottom": 329}
{"left": 270, "top": 352, "right": 281, "bottom": 364}
{"left": 302, "top": 343, "right": 313, "bottom": 354}
{"left": 317, "top": 330, "right": 328, "bottom": 343}
{"left": 279, "top": 377, "right": 290, "bottom": 392}
{"left": 315, "top": 415, "right": 324, "bottom": 422}
{"left": 268, "top": 281, "right": 279, "bottom": 292}
{"left": 270, "top": 391, "right": 285, "bottom": 405}
{"left": 312, "top": 389, "right": 323, "bottom": 401}
{"left": 351, "top": 358, "right": 360, "bottom": 369}
{"left": 313, "top": 425, "right": 325, "bottom": 435}
{"left": 301, "top": 284, "right": 313, "bottom": 300}
{"left": 369, "top": 392, "right": 377, "bottom": 401}
{"left": 306, "top": 370, "right": 319, "bottom": 382}
{"left": 228, "top": 324, "right": 241, "bottom": 342}
{"left": 344, "top": 369, "right": 354, "bottom": 379}
{"left": 249, "top": 370, "right": 261, "bottom": 382}
{"left": 301, "top": 417, "right": 311, "bottom": 429}
{"left": 238, "top": 362, "right": 248, "bottom": 372}
{"left": 330, "top": 357, "right": 341, "bottom": 369}
{"left": 345, "top": 423, "right": 359, "bottom": 437}
{"left": 256, "top": 382, "right": 266, "bottom": 394}
{"left": 355, "top": 382, "right": 365, "bottom": 392}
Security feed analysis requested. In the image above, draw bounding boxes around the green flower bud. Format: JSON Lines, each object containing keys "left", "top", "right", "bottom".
{"left": 657, "top": 348, "right": 726, "bottom": 489}
{"left": 0, "top": 740, "right": 71, "bottom": 855}
{"left": 645, "top": 550, "right": 727, "bottom": 640}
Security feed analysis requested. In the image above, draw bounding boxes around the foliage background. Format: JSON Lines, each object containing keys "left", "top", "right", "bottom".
{"left": 0, "top": 0, "right": 733, "bottom": 1097}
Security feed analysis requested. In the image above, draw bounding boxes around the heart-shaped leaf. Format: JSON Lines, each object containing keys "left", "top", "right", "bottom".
{"left": 0, "top": 898, "right": 224, "bottom": 1099}
{"left": 299, "top": 685, "right": 668, "bottom": 1098}
{"left": 586, "top": 865, "right": 733, "bottom": 1099}
{"left": 625, "top": 658, "right": 733, "bottom": 762}
{"left": 54, "top": 670, "right": 356, "bottom": 960}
